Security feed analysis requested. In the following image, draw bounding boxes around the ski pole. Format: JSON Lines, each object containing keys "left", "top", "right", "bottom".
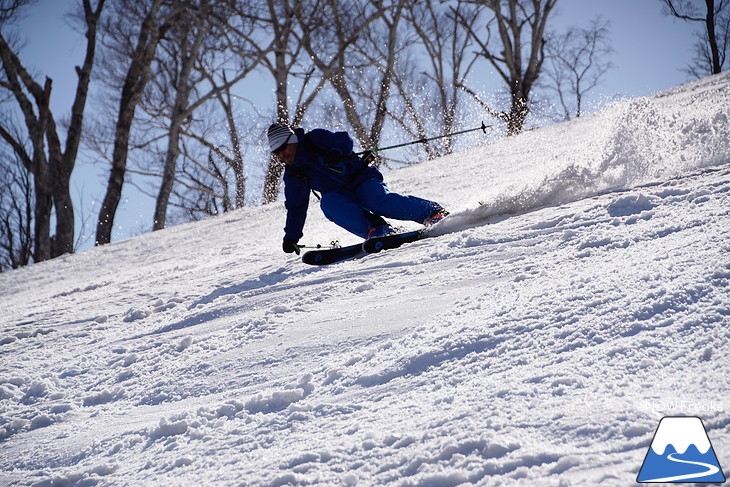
{"left": 298, "top": 240, "right": 341, "bottom": 250}
{"left": 356, "top": 121, "right": 490, "bottom": 155}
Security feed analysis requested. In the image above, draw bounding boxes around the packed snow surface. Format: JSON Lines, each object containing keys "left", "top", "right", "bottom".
{"left": 2, "top": 73, "right": 730, "bottom": 486}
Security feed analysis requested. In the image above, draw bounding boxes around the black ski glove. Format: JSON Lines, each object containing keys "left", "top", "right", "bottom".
{"left": 360, "top": 150, "right": 376, "bottom": 164}
{"left": 282, "top": 239, "right": 301, "bottom": 255}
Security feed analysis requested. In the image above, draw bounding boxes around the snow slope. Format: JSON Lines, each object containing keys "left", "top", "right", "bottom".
{"left": 1, "top": 73, "right": 729, "bottom": 486}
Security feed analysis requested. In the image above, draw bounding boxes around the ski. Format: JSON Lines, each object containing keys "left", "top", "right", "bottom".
{"left": 301, "top": 230, "right": 426, "bottom": 266}
{"left": 301, "top": 242, "right": 363, "bottom": 266}
{"left": 361, "top": 230, "right": 424, "bottom": 253}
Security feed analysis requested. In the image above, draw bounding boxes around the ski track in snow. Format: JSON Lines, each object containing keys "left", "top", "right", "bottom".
{"left": 1, "top": 73, "right": 730, "bottom": 486}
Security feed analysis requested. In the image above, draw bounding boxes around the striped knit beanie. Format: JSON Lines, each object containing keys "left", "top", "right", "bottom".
{"left": 267, "top": 123, "right": 298, "bottom": 152}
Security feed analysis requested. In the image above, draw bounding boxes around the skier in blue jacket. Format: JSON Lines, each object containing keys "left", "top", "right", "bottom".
{"left": 267, "top": 123, "right": 448, "bottom": 255}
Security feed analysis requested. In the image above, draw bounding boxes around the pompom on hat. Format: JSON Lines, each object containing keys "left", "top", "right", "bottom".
{"left": 267, "top": 123, "right": 298, "bottom": 153}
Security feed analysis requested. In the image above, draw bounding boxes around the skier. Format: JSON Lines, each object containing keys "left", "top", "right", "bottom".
{"left": 267, "top": 123, "right": 448, "bottom": 255}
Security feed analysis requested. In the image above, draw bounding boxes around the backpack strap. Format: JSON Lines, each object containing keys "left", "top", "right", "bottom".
{"left": 288, "top": 165, "right": 321, "bottom": 201}
{"left": 303, "top": 132, "right": 350, "bottom": 169}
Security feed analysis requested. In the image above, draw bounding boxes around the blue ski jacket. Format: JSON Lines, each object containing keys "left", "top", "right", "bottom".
{"left": 283, "top": 128, "right": 382, "bottom": 242}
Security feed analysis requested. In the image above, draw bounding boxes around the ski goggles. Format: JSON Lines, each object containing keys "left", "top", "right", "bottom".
{"left": 272, "top": 133, "right": 293, "bottom": 155}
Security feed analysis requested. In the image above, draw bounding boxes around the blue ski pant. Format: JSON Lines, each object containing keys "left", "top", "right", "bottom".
{"left": 320, "top": 178, "right": 440, "bottom": 238}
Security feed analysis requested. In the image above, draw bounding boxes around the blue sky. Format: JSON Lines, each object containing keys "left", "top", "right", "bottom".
{"left": 10, "top": 0, "right": 701, "bottom": 248}
{"left": 557, "top": 0, "right": 698, "bottom": 97}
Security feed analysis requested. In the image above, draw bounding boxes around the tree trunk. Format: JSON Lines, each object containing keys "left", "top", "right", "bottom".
{"left": 0, "top": 36, "right": 54, "bottom": 261}
{"left": 51, "top": 170, "right": 75, "bottom": 256}
{"left": 506, "top": 94, "right": 529, "bottom": 136}
{"left": 452, "top": 0, "right": 557, "bottom": 135}
{"left": 262, "top": 39, "right": 291, "bottom": 205}
{"left": 49, "top": 0, "right": 105, "bottom": 255}
{"left": 153, "top": 118, "right": 183, "bottom": 230}
{"left": 705, "top": 0, "right": 722, "bottom": 74}
{"left": 219, "top": 90, "right": 246, "bottom": 208}
{"left": 262, "top": 156, "right": 285, "bottom": 205}
{"left": 95, "top": 121, "right": 130, "bottom": 244}
{"left": 32, "top": 158, "right": 53, "bottom": 262}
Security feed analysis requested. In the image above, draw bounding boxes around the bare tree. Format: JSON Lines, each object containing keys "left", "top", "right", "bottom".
{"left": 175, "top": 86, "right": 269, "bottom": 215}
{"left": 0, "top": 36, "right": 52, "bottom": 261}
{"left": 0, "top": 146, "right": 33, "bottom": 270}
{"left": 122, "top": 0, "right": 263, "bottom": 230}
{"left": 544, "top": 17, "right": 614, "bottom": 120}
{"left": 236, "top": 0, "right": 330, "bottom": 204}
{"left": 175, "top": 85, "right": 246, "bottom": 215}
{"left": 660, "top": 0, "right": 729, "bottom": 76}
{"left": 0, "top": 0, "right": 33, "bottom": 25}
{"left": 148, "top": 0, "right": 269, "bottom": 230}
{"left": 50, "top": 0, "right": 106, "bottom": 255}
{"left": 293, "top": 0, "right": 395, "bottom": 149}
{"left": 164, "top": 130, "right": 243, "bottom": 222}
{"left": 454, "top": 0, "right": 558, "bottom": 135}
{"left": 201, "top": 76, "right": 249, "bottom": 209}
{"left": 353, "top": 0, "right": 412, "bottom": 152}
{"left": 142, "top": 92, "right": 263, "bottom": 225}
{"left": 95, "top": 0, "right": 180, "bottom": 245}
{"left": 394, "top": 0, "right": 482, "bottom": 159}
{"left": 193, "top": 3, "right": 272, "bottom": 211}
{"left": 0, "top": 0, "right": 105, "bottom": 261}
{"left": 148, "top": 0, "right": 210, "bottom": 230}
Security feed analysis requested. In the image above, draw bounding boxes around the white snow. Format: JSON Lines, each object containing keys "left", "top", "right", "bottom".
{"left": 650, "top": 417, "right": 711, "bottom": 455}
{"left": 1, "top": 72, "right": 730, "bottom": 486}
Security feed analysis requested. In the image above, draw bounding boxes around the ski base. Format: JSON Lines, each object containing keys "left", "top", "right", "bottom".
{"left": 302, "top": 243, "right": 363, "bottom": 266}
{"left": 361, "top": 230, "right": 424, "bottom": 253}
